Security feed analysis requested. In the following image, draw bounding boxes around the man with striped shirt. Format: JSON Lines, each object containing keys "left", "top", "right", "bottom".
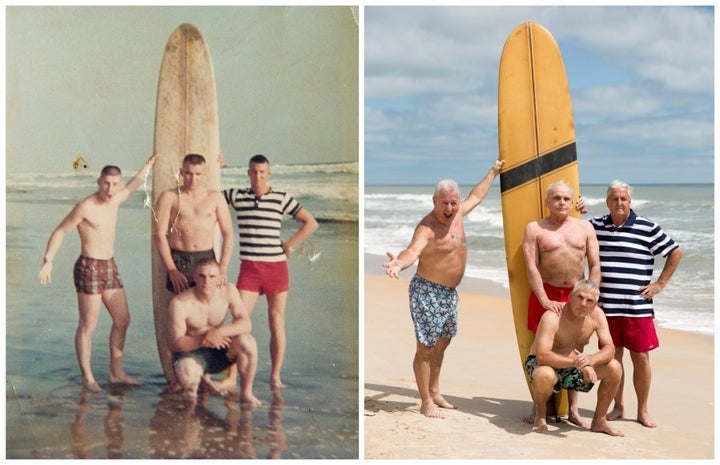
{"left": 589, "top": 180, "right": 683, "bottom": 428}
{"left": 224, "top": 154, "right": 318, "bottom": 389}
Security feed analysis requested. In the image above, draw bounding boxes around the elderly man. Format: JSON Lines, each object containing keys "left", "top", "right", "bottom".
{"left": 526, "top": 279, "right": 623, "bottom": 436}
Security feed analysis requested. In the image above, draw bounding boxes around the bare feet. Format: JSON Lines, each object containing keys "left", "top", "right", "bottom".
{"left": 532, "top": 417, "right": 549, "bottom": 433}
{"left": 606, "top": 406, "right": 623, "bottom": 421}
{"left": 270, "top": 376, "right": 286, "bottom": 389}
{"left": 637, "top": 413, "right": 657, "bottom": 428}
{"left": 201, "top": 374, "right": 237, "bottom": 396}
{"left": 432, "top": 394, "right": 456, "bottom": 410}
{"left": 83, "top": 379, "right": 103, "bottom": 393}
{"left": 591, "top": 419, "right": 624, "bottom": 437}
{"left": 420, "top": 400, "right": 444, "bottom": 418}
{"left": 108, "top": 372, "right": 142, "bottom": 386}
{"left": 240, "top": 393, "right": 263, "bottom": 408}
{"left": 567, "top": 410, "right": 590, "bottom": 428}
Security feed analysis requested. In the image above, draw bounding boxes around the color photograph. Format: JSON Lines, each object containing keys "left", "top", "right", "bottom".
{"left": 364, "top": 5, "right": 713, "bottom": 459}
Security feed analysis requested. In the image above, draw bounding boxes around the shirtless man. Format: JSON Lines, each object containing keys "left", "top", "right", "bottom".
{"left": 526, "top": 279, "right": 623, "bottom": 436}
{"left": 38, "top": 154, "right": 156, "bottom": 392}
{"left": 383, "top": 159, "right": 504, "bottom": 418}
{"left": 522, "top": 180, "right": 600, "bottom": 426}
{"left": 154, "top": 154, "right": 237, "bottom": 391}
{"left": 167, "top": 258, "right": 260, "bottom": 406}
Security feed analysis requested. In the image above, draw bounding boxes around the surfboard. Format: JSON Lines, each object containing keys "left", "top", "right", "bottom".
{"left": 151, "top": 23, "right": 221, "bottom": 383}
{"left": 497, "top": 22, "right": 580, "bottom": 417}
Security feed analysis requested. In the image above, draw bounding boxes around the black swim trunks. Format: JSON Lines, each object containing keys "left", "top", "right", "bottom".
{"left": 165, "top": 248, "right": 216, "bottom": 292}
{"left": 524, "top": 355, "right": 594, "bottom": 393}
{"left": 173, "top": 347, "right": 234, "bottom": 374}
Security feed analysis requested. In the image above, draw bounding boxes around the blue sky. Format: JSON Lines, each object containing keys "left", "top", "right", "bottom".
{"left": 364, "top": 5, "right": 714, "bottom": 185}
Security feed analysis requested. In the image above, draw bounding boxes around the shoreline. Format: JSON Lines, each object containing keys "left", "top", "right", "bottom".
{"left": 363, "top": 269, "right": 714, "bottom": 459}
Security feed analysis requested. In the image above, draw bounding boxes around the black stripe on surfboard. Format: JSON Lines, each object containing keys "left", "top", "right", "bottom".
{"left": 500, "top": 142, "right": 577, "bottom": 193}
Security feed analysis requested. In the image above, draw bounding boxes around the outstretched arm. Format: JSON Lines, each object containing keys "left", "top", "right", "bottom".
{"left": 461, "top": 159, "right": 504, "bottom": 215}
{"left": 117, "top": 154, "right": 158, "bottom": 203}
{"left": 383, "top": 223, "right": 431, "bottom": 279}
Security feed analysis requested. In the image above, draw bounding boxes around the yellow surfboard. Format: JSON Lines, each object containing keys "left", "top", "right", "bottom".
{"left": 498, "top": 22, "right": 580, "bottom": 416}
{"left": 151, "top": 23, "right": 221, "bottom": 383}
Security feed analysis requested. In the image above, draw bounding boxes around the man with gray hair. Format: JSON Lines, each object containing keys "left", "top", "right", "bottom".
{"left": 589, "top": 180, "right": 682, "bottom": 428}
{"left": 522, "top": 179, "right": 600, "bottom": 426}
{"left": 383, "top": 159, "right": 503, "bottom": 418}
{"left": 526, "top": 279, "right": 623, "bottom": 436}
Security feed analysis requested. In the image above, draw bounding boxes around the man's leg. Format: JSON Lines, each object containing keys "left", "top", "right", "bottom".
{"left": 629, "top": 350, "right": 655, "bottom": 427}
{"left": 606, "top": 346, "right": 625, "bottom": 421}
{"left": 413, "top": 341, "right": 443, "bottom": 418}
{"left": 174, "top": 357, "right": 204, "bottom": 400}
{"left": 233, "top": 333, "right": 261, "bottom": 406}
{"left": 102, "top": 288, "right": 140, "bottom": 385}
{"left": 267, "top": 292, "right": 288, "bottom": 389}
{"left": 529, "top": 365, "right": 557, "bottom": 432}
{"left": 76, "top": 293, "right": 103, "bottom": 392}
{"left": 428, "top": 337, "right": 455, "bottom": 409}
{"left": 590, "top": 359, "right": 624, "bottom": 436}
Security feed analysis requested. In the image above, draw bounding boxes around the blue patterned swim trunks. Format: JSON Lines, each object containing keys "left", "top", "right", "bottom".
{"left": 409, "top": 274, "right": 458, "bottom": 347}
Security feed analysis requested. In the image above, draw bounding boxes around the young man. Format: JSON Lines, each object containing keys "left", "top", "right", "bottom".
{"left": 223, "top": 154, "right": 319, "bottom": 389}
{"left": 168, "top": 258, "right": 260, "bottom": 406}
{"left": 526, "top": 279, "right": 623, "bottom": 436}
{"left": 153, "top": 153, "right": 236, "bottom": 390}
{"left": 38, "top": 154, "right": 156, "bottom": 392}
{"left": 383, "top": 159, "right": 503, "bottom": 418}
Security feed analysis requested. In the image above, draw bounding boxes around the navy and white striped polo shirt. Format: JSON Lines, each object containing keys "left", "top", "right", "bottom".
{"left": 589, "top": 209, "right": 679, "bottom": 318}
{"left": 223, "top": 187, "right": 302, "bottom": 262}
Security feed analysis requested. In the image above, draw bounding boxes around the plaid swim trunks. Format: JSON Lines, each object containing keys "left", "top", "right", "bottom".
{"left": 73, "top": 256, "right": 124, "bottom": 295}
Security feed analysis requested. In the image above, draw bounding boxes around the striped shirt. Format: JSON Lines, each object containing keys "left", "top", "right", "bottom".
{"left": 589, "top": 209, "right": 679, "bottom": 318}
{"left": 224, "top": 187, "right": 302, "bottom": 262}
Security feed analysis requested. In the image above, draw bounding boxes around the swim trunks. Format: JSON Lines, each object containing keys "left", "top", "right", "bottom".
{"left": 408, "top": 274, "right": 458, "bottom": 347}
{"left": 524, "top": 355, "right": 594, "bottom": 393}
{"left": 73, "top": 256, "right": 124, "bottom": 295}
{"left": 236, "top": 260, "right": 289, "bottom": 295}
{"left": 165, "top": 248, "right": 216, "bottom": 292}
{"left": 528, "top": 283, "right": 573, "bottom": 333}
{"left": 173, "top": 347, "right": 235, "bottom": 374}
{"left": 607, "top": 316, "right": 659, "bottom": 353}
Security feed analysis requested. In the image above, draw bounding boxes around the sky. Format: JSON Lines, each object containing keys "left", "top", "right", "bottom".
{"left": 6, "top": 5, "right": 358, "bottom": 175}
{"left": 364, "top": 5, "right": 714, "bottom": 185}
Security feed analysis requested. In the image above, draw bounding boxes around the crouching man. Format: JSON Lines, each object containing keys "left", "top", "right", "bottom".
{"left": 168, "top": 257, "right": 260, "bottom": 406}
{"left": 526, "top": 279, "right": 623, "bottom": 436}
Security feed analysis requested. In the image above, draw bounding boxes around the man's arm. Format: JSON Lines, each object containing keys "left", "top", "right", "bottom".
{"left": 533, "top": 312, "right": 572, "bottom": 368}
{"left": 116, "top": 154, "right": 157, "bottom": 203}
{"left": 215, "top": 191, "right": 235, "bottom": 280}
{"left": 153, "top": 190, "right": 188, "bottom": 293}
{"left": 167, "top": 298, "right": 201, "bottom": 353}
{"left": 204, "top": 286, "right": 252, "bottom": 346}
{"left": 584, "top": 220, "right": 601, "bottom": 285}
{"left": 640, "top": 247, "right": 683, "bottom": 300}
{"left": 460, "top": 159, "right": 503, "bottom": 215}
{"left": 38, "top": 203, "right": 85, "bottom": 284}
{"left": 587, "top": 310, "right": 615, "bottom": 367}
{"left": 522, "top": 222, "right": 563, "bottom": 314}
{"left": 282, "top": 207, "right": 319, "bottom": 256}
{"left": 383, "top": 223, "right": 431, "bottom": 279}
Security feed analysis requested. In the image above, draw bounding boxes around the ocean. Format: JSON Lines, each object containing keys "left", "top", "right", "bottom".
{"left": 6, "top": 162, "right": 359, "bottom": 459}
{"left": 364, "top": 183, "right": 714, "bottom": 335}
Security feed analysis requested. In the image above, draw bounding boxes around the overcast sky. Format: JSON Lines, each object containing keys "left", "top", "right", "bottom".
{"left": 364, "top": 5, "right": 714, "bottom": 185}
{"left": 6, "top": 5, "right": 358, "bottom": 175}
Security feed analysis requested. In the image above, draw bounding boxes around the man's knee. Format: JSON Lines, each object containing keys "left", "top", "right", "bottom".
{"left": 531, "top": 366, "right": 557, "bottom": 390}
{"left": 174, "top": 358, "right": 203, "bottom": 387}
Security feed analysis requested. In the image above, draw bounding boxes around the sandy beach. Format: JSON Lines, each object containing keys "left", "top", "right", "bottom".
{"left": 363, "top": 271, "right": 714, "bottom": 460}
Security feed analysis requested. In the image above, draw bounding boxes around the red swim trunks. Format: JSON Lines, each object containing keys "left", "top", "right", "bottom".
{"left": 527, "top": 282, "right": 573, "bottom": 333}
{"left": 73, "top": 256, "right": 124, "bottom": 295}
{"left": 236, "top": 260, "right": 289, "bottom": 295}
{"left": 606, "top": 316, "right": 659, "bottom": 352}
